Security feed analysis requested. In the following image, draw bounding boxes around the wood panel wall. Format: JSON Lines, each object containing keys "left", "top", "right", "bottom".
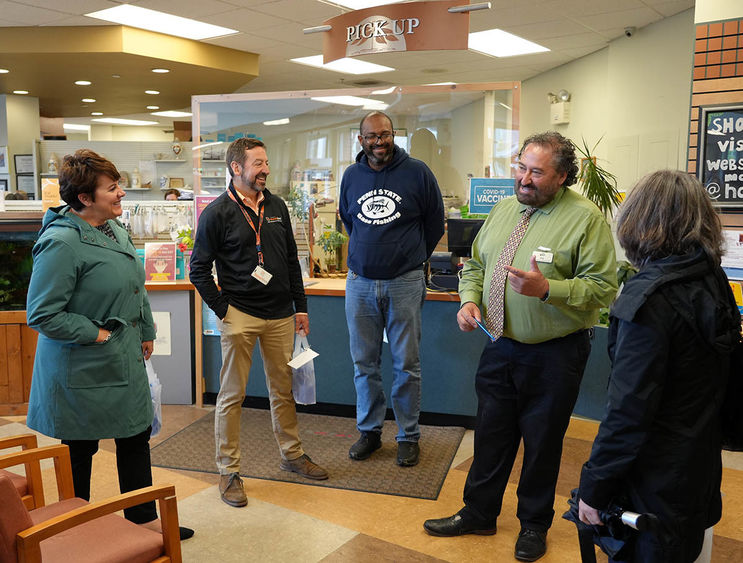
{"left": 688, "top": 18, "right": 743, "bottom": 227}
{"left": 0, "top": 312, "right": 37, "bottom": 415}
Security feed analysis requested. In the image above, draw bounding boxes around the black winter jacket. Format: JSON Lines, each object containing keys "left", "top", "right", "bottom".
{"left": 579, "top": 248, "right": 740, "bottom": 563}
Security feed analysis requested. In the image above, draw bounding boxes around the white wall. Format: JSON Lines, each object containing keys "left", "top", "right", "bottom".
{"left": 90, "top": 125, "right": 172, "bottom": 142}
{"left": 521, "top": 8, "right": 695, "bottom": 192}
{"left": 695, "top": 0, "right": 743, "bottom": 23}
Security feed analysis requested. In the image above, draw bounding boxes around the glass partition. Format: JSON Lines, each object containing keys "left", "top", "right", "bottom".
{"left": 192, "top": 83, "right": 519, "bottom": 206}
{"left": 192, "top": 83, "right": 519, "bottom": 270}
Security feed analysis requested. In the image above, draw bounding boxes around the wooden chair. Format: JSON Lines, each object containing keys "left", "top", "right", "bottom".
{"left": 0, "top": 433, "right": 42, "bottom": 510}
{"left": 0, "top": 444, "right": 182, "bottom": 563}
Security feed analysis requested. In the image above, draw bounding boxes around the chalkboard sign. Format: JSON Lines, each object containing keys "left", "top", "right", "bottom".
{"left": 698, "top": 104, "right": 743, "bottom": 208}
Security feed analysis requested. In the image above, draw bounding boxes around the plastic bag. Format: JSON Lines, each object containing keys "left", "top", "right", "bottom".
{"left": 145, "top": 359, "right": 163, "bottom": 437}
{"left": 290, "top": 332, "right": 317, "bottom": 405}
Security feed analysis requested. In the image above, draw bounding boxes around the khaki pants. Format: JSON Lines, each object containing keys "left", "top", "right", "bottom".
{"left": 215, "top": 306, "right": 303, "bottom": 474}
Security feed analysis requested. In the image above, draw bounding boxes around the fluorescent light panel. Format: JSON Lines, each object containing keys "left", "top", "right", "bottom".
{"left": 291, "top": 55, "right": 393, "bottom": 75}
{"left": 92, "top": 118, "right": 159, "bottom": 126}
{"left": 326, "top": 1, "right": 402, "bottom": 9}
{"left": 468, "top": 29, "right": 549, "bottom": 58}
{"left": 64, "top": 123, "right": 90, "bottom": 131}
{"left": 311, "top": 95, "right": 388, "bottom": 110}
{"left": 85, "top": 5, "right": 238, "bottom": 40}
{"left": 151, "top": 110, "right": 192, "bottom": 117}
{"left": 263, "top": 118, "right": 290, "bottom": 126}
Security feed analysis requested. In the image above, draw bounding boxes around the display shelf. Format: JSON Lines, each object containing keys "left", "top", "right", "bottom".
{"left": 124, "top": 187, "right": 151, "bottom": 191}
{"left": 154, "top": 160, "right": 187, "bottom": 163}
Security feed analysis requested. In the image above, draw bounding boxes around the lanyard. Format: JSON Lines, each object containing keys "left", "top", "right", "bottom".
{"left": 228, "top": 187, "right": 265, "bottom": 266}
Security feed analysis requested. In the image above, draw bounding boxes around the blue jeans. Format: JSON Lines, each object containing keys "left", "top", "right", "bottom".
{"left": 345, "top": 268, "right": 427, "bottom": 442}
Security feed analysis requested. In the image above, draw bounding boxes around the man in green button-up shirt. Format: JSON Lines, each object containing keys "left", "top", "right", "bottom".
{"left": 424, "top": 132, "right": 617, "bottom": 562}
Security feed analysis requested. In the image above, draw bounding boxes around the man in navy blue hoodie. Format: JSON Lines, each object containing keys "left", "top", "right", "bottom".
{"left": 340, "top": 111, "right": 445, "bottom": 467}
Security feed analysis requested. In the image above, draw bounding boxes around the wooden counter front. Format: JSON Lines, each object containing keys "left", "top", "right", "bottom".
{"left": 304, "top": 278, "right": 461, "bottom": 302}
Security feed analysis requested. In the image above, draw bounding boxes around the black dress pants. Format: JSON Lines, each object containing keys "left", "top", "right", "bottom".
{"left": 62, "top": 426, "right": 157, "bottom": 524}
{"left": 462, "top": 330, "right": 590, "bottom": 532}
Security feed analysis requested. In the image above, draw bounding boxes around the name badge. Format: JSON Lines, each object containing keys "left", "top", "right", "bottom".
{"left": 251, "top": 265, "right": 273, "bottom": 285}
{"left": 532, "top": 250, "right": 554, "bottom": 263}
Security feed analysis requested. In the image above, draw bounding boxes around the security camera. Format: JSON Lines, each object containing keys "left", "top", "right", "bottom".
{"left": 624, "top": 26, "right": 636, "bottom": 38}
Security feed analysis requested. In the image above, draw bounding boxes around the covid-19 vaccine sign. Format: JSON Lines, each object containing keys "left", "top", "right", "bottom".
{"left": 468, "top": 178, "right": 514, "bottom": 215}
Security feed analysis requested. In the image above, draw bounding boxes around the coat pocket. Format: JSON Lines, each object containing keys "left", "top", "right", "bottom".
{"left": 66, "top": 327, "right": 128, "bottom": 388}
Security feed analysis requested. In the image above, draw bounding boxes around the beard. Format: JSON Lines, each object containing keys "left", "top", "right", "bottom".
{"left": 363, "top": 142, "right": 394, "bottom": 167}
{"left": 515, "top": 180, "right": 558, "bottom": 208}
{"left": 242, "top": 171, "right": 267, "bottom": 193}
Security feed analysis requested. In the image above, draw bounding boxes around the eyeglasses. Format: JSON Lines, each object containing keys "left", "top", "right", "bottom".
{"left": 361, "top": 132, "right": 394, "bottom": 143}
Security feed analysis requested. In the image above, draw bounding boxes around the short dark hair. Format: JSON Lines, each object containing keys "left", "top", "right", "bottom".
{"left": 226, "top": 138, "right": 265, "bottom": 178}
{"left": 617, "top": 170, "right": 724, "bottom": 266}
{"left": 59, "top": 149, "right": 120, "bottom": 211}
{"left": 359, "top": 111, "right": 394, "bottom": 133}
{"left": 163, "top": 188, "right": 181, "bottom": 200}
{"left": 519, "top": 131, "right": 578, "bottom": 187}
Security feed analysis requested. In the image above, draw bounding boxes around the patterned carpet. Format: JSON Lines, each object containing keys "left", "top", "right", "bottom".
{"left": 151, "top": 408, "right": 465, "bottom": 500}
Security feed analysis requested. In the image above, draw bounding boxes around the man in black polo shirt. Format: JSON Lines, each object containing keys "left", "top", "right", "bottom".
{"left": 190, "top": 138, "right": 328, "bottom": 509}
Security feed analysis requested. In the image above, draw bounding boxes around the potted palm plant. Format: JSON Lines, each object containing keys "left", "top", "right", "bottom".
{"left": 576, "top": 136, "right": 622, "bottom": 218}
{"left": 316, "top": 226, "right": 348, "bottom": 273}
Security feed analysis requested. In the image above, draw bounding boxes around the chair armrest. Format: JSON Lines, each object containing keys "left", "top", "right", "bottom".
{"left": 0, "top": 444, "right": 74, "bottom": 503}
{"left": 0, "top": 434, "right": 38, "bottom": 451}
{"left": 17, "top": 484, "right": 181, "bottom": 563}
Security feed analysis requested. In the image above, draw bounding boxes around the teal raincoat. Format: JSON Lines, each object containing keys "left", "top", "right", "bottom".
{"left": 26, "top": 206, "right": 155, "bottom": 440}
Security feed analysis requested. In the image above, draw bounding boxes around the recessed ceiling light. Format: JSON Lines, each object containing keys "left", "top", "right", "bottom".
{"left": 81, "top": 98, "right": 96, "bottom": 103}
{"left": 63, "top": 123, "right": 91, "bottom": 131}
{"left": 326, "top": 1, "right": 402, "bottom": 8}
{"left": 146, "top": 106, "right": 160, "bottom": 110}
{"left": 151, "top": 68, "right": 170, "bottom": 73}
{"left": 13, "top": 90, "right": 28, "bottom": 95}
{"left": 151, "top": 110, "right": 192, "bottom": 117}
{"left": 92, "top": 117, "right": 159, "bottom": 126}
{"left": 0, "top": 69, "right": 9, "bottom": 74}
{"left": 291, "top": 55, "right": 393, "bottom": 75}
{"left": 85, "top": 5, "right": 238, "bottom": 40}
{"left": 263, "top": 118, "right": 290, "bottom": 126}
{"left": 75, "top": 80, "right": 92, "bottom": 86}
{"left": 311, "top": 95, "right": 387, "bottom": 110}
{"left": 91, "top": 112, "right": 103, "bottom": 116}
{"left": 468, "top": 29, "right": 549, "bottom": 58}
{"left": 112, "top": 74, "right": 121, "bottom": 79}
{"left": 145, "top": 90, "right": 160, "bottom": 95}
{"left": 425, "top": 82, "right": 457, "bottom": 86}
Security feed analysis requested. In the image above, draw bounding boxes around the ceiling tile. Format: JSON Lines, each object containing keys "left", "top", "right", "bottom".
{"left": 133, "top": 0, "right": 238, "bottom": 18}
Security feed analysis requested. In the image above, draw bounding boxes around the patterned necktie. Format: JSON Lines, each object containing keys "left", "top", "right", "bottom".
{"left": 485, "top": 207, "right": 537, "bottom": 339}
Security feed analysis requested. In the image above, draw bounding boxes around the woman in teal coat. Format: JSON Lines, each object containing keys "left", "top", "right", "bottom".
{"left": 26, "top": 149, "right": 191, "bottom": 538}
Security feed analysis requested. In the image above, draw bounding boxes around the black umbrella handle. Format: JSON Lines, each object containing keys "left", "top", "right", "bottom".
{"left": 578, "top": 525, "right": 598, "bottom": 563}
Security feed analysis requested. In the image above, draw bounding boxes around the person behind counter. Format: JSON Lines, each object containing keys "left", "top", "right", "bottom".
{"left": 423, "top": 131, "right": 617, "bottom": 562}
{"left": 25, "top": 149, "right": 193, "bottom": 540}
{"left": 577, "top": 170, "right": 741, "bottom": 562}
{"left": 339, "top": 111, "right": 445, "bottom": 468}
{"left": 190, "top": 137, "right": 328, "bottom": 510}
{"left": 164, "top": 188, "right": 181, "bottom": 201}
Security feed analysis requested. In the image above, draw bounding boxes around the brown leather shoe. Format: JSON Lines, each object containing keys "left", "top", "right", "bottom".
{"left": 219, "top": 472, "right": 248, "bottom": 507}
{"left": 279, "top": 454, "right": 329, "bottom": 480}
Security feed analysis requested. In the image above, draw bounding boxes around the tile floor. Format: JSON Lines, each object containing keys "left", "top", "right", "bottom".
{"left": 2, "top": 406, "right": 742, "bottom": 562}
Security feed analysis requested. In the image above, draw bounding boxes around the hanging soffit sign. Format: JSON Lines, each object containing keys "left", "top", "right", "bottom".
{"left": 321, "top": 0, "right": 471, "bottom": 64}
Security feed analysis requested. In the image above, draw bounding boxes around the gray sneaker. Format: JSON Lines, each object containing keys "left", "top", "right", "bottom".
{"left": 219, "top": 472, "right": 247, "bottom": 507}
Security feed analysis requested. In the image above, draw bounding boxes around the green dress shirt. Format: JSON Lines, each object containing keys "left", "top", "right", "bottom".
{"left": 459, "top": 187, "right": 618, "bottom": 344}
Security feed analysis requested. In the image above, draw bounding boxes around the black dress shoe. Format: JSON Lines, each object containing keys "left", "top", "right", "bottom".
{"left": 515, "top": 529, "right": 547, "bottom": 562}
{"left": 349, "top": 432, "right": 381, "bottom": 460}
{"left": 396, "top": 441, "right": 419, "bottom": 467}
{"left": 179, "top": 526, "right": 195, "bottom": 540}
{"left": 423, "top": 512, "right": 497, "bottom": 537}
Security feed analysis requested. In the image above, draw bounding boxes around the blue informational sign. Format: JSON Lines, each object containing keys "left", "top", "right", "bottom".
{"left": 468, "top": 178, "right": 514, "bottom": 215}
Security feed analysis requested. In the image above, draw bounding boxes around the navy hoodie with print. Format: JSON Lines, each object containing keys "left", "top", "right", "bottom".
{"left": 339, "top": 146, "right": 444, "bottom": 279}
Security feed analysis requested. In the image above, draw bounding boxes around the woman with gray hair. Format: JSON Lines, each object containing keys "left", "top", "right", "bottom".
{"left": 577, "top": 170, "right": 740, "bottom": 562}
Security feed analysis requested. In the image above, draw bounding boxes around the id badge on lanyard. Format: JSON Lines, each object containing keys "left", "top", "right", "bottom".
{"left": 229, "top": 190, "right": 273, "bottom": 285}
